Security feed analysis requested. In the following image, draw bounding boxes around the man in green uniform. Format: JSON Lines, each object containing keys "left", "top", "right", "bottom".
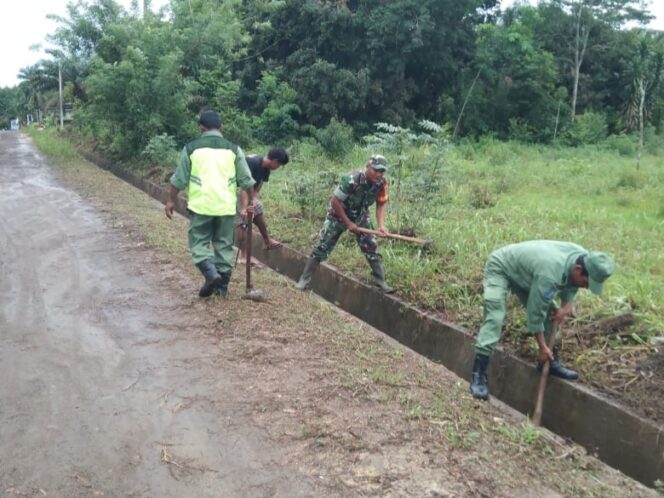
{"left": 165, "top": 110, "right": 255, "bottom": 298}
{"left": 295, "top": 155, "right": 394, "bottom": 293}
{"left": 470, "top": 240, "right": 615, "bottom": 400}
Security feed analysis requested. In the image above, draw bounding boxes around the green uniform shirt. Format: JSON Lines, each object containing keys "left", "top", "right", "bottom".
{"left": 170, "top": 131, "right": 255, "bottom": 214}
{"left": 329, "top": 170, "right": 388, "bottom": 222}
{"left": 488, "top": 240, "right": 586, "bottom": 333}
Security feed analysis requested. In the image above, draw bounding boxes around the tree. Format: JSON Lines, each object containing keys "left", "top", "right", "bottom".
{"left": 624, "top": 30, "right": 664, "bottom": 168}
{"left": 549, "top": 0, "right": 652, "bottom": 122}
{"left": 0, "top": 87, "right": 19, "bottom": 128}
{"left": 470, "top": 6, "right": 559, "bottom": 141}
{"left": 16, "top": 63, "right": 59, "bottom": 122}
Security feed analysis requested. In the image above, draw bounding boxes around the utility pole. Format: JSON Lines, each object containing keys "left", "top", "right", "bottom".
{"left": 58, "top": 62, "right": 64, "bottom": 131}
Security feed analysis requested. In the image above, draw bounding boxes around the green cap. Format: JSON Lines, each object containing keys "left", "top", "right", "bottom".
{"left": 585, "top": 251, "right": 615, "bottom": 295}
{"left": 369, "top": 155, "right": 388, "bottom": 171}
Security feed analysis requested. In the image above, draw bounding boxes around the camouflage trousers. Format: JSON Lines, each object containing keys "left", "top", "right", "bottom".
{"left": 311, "top": 217, "right": 380, "bottom": 263}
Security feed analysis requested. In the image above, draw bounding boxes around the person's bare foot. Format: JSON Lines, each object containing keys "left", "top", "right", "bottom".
{"left": 264, "top": 239, "right": 282, "bottom": 250}
{"left": 240, "top": 258, "right": 264, "bottom": 268}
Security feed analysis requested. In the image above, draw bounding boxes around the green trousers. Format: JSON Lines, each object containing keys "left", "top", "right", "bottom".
{"left": 475, "top": 261, "right": 559, "bottom": 357}
{"left": 188, "top": 213, "right": 235, "bottom": 273}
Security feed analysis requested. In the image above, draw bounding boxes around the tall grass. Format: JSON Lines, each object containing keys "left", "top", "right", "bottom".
{"left": 25, "top": 128, "right": 79, "bottom": 161}
{"left": 267, "top": 139, "right": 664, "bottom": 335}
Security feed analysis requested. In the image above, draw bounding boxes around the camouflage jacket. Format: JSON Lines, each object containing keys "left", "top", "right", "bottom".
{"left": 327, "top": 169, "right": 388, "bottom": 222}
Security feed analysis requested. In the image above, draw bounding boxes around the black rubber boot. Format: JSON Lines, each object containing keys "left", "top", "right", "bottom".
{"left": 295, "top": 257, "right": 320, "bottom": 290}
{"left": 214, "top": 272, "right": 231, "bottom": 297}
{"left": 469, "top": 354, "right": 490, "bottom": 400}
{"left": 368, "top": 258, "right": 395, "bottom": 293}
{"left": 196, "top": 260, "right": 223, "bottom": 298}
{"left": 538, "top": 348, "right": 578, "bottom": 380}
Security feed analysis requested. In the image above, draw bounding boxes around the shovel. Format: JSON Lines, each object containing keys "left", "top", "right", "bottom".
{"left": 532, "top": 323, "right": 560, "bottom": 426}
{"left": 243, "top": 212, "right": 267, "bottom": 302}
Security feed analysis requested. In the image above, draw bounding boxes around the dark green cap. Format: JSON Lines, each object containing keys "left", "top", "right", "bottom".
{"left": 585, "top": 251, "right": 615, "bottom": 295}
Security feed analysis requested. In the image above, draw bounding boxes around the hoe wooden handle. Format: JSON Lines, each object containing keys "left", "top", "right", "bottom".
{"left": 245, "top": 212, "right": 253, "bottom": 290}
{"left": 532, "top": 323, "right": 560, "bottom": 426}
{"left": 355, "top": 226, "right": 432, "bottom": 247}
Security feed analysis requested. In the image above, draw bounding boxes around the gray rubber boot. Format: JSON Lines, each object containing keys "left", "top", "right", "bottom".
{"left": 368, "top": 259, "right": 395, "bottom": 293}
{"left": 295, "top": 257, "right": 319, "bottom": 290}
{"left": 469, "top": 354, "right": 490, "bottom": 400}
{"left": 196, "top": 260, "right": 222, "bottom": 298}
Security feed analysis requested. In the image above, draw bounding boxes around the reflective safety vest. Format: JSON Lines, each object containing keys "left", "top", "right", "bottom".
{"left": 186, "top": 135, "right": 239, "bottom": 216}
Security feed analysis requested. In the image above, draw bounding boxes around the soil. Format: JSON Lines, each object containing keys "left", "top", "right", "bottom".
{"left": 1, "top": 130, "right": 657, "bottom": 497}
{"left": 551, "top": 313, "right": 664, "bottom": 424}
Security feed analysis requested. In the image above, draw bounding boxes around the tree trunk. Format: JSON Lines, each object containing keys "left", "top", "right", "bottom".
{"left": 553, "top": 101, "right": 562, "bottom": 142}
{"left": 571, "top": 4, "right": 589, "bottom": 122}
{"left": 637, "top": 78, "right": 645, "bottom": 170}
{"left": 453, "top": 66, "right": 483, "bottom": 140}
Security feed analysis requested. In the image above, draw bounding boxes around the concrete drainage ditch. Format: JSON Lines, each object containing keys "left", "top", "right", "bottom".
{"left": 81, "top": 150, "right": 664, "bottom": 488}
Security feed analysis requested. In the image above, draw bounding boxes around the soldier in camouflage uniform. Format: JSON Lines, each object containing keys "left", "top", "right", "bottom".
{"left": 295, "top": 155, "right": 394, "bottom": 293}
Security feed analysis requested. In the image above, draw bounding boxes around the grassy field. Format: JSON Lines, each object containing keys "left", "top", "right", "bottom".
{"left": 267, "top": 138, "right": 663, "bottom": 334}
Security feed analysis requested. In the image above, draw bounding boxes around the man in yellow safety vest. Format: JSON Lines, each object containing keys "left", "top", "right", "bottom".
{"left": 165, "top": 110, "right": 256, "bottom": 297}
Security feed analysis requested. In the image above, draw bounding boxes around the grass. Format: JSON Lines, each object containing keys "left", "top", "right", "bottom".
{"left": 263, "top": 139, "right": 664, "bottom": 337}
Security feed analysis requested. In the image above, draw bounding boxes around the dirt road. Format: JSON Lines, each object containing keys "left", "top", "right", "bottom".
{"left": 0, "top": 132, "right": 319, "bottom": 497}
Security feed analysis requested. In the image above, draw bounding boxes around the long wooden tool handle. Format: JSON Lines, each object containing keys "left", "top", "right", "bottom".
{"left": 355, "top": 226, "right": 429, "bottom": 245}
{"left": 532, "top": 323, "right": 560, "bottom": 426}
{"left": 245, "top": 212, "right": 253, "bottom": 290}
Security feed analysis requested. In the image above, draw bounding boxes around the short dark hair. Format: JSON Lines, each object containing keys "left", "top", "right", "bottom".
{"left": 199, "top": 110, "right": 221, "bottom": 130}
{"left": 576, "top": 255, "right": 589, "bottom": 277}
{"left": 267, "top": 148, "right": 289, "bottom": 165}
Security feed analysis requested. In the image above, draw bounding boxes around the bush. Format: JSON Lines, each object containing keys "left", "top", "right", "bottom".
{"left": 603, "top": 134, "right": 637, "bottom": 156}
{"left": 644, "top": 126, "right": 664, "bottom": 155}
{"left": 564, "top": 111, "right": 608, "bottom": 146}
{"left": 469, "top": 183, "right": 497, "bottom": 209}
{"left": 141, "top": 134, "right": 178, "bottom": 166}
{"left": 283, "top": 169, "right": 339, "bottom": 220}
{"left": 615, "top": 170, "right": 646, "bottom": 190}
{"left": 252, "top": 70, "right": 301, "bottom": 144}
{"left": 508, "top": 118, "right": 536, "bottom": 143}
{"left": 314, "top": 117, "right": 354, "bottom": 159}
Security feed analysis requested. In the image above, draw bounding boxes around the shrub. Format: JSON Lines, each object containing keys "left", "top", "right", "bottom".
{"left": 603, "top": 134, "right": 637, "bottom": 156}
{"left": 564, "top": 111, "right": 608, "bottom": 146}
{"left": 469, "top": 183, "right": 497, "bottom": 209}
{"left": 508, "top": 118, "right": 536, "bottom": 143}
{"left": 283, "top": 169, "right": 339, "bottom": 221}
{"left": 314, "top": 117, "right": 354, "bottom": 159}
{"left": 252, "top": 70, "right": 301, "bottom": 144}
{"left": 644, "top": 126, "right": 664, "bottom": 155}
{"left": 141, "top": 133, "right": 178, "bottom": 166}
{"left": 615, "top": 170, "right": 646, "bottom": 190}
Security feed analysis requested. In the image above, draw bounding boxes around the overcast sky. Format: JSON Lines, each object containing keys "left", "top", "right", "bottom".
{"left": 1, "top": 0, "right": 663, "bottom": 88}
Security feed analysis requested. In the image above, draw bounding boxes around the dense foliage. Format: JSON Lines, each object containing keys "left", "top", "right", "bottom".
{"left": 1, "top": 0, "right": 662, "bottom": 157}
